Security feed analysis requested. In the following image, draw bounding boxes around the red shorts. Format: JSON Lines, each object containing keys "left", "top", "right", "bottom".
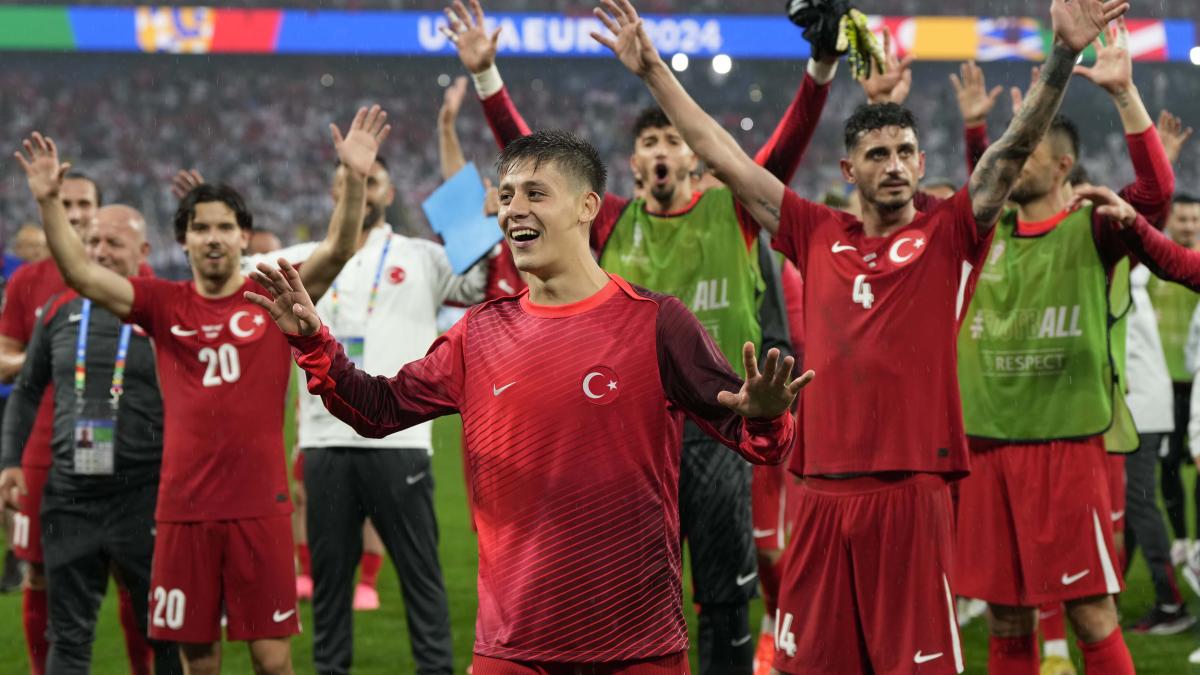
{"left": 471, "top": 651, "right": 687, "bottom": 674}
{"left": 1106, "top": 453, "right": 1125, "bottom": 535}
{"left": 291, "top": 451, "right": 304, "bottom": 484}
{"left": 955, "top": 437, "right": 1124, "bottom": 606}
{"left": 751, "top": 463, "right": 787, "bottom": 551}
{"left": 11, "top": 466, "right": 48, "bottom": 563}
{"left": 149, "top": 515, "right": 299, "bottom": 642}
{"left": 774, "top": 474, "right": 962, "bottom": 675}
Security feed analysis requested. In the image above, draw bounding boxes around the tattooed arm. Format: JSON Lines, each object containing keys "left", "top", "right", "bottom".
{"left": 967, "top": 0, "right": 1129, "bottom": 234}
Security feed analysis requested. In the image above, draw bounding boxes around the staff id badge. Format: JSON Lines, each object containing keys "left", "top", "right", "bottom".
{"left": 344, "top": 336, "right": 365, "bottom": 369}
{"left": 74, "top": 401, "right": 115, "bottom": 475}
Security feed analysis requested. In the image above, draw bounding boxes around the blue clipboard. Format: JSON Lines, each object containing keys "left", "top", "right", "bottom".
{"left": 421, "top": 163, "right": 502, "bottom": 274}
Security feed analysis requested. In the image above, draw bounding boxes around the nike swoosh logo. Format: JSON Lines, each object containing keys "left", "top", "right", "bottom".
{"left": 1111, "top": 510, "right": 1124, "bottom": 521}
{"left": 68, "top": 313, "right": 83, "bottom": 322}
{"left": 914, "top": 651, "right": 943, "bottom": 664}
{"left": 170, "top": 325, "right": 198, "bottom": 337}
{"left": 492, "top": 382, "right": 516, "bottom": 396}
{"left": 735, "top": 572, "right": 758, "bottom": 586}
{"left": 1061, "top": 569, "right": 1090, "bottom": 585}
{"left": 731, "top": 634, "right": 752, "bottom": 647}
{"left": 752, "top": 528, "right": 777, "bottom": 538}
{"left": 831, "top": 241, "right": 857, "bottom": 253}
{"left": 272, "top": 609, "right": 296, "bottom": 623}
{"left": 405, "top": 472, "right": 426, "bottom": 486}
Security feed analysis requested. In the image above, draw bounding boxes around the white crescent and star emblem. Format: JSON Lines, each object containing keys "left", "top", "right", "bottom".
{"left": 229, "top": 310, "right": 265, "bottom": 339}
{"left": 888, "top": 231, "right": 927, "bottom": 267}
{"left": 581, "top": 366, "right": 619, "bottom": 406}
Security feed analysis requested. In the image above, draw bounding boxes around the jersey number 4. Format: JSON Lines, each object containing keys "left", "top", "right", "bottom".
{"left": 852, "top": 274, "right": 875, "bottom": 309}
{"left": 199, "top": 344, "right": 242, "bottom": 387}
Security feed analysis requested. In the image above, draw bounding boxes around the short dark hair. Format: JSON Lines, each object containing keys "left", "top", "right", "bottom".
{"left": 632, "top": 106, "right": 673, "bottom": 143}
{"left": 1174, "top": 192, "right": 1200, "bottom": 207}
{"left": 844, "top": 103, "right": 919, "bottom": 152}
{"left": 1048, "top": 114, "right": 1081, "bottom": 161}
{"left": 1066, "top": 162, "right": 1091, "bottom": 187}
{"left": 62, "top": 171, "right": 102, "bottom": 206}
{"left": 496, "top": 130, "right": 607, "bottom": 198}
{"left": 173, "top": 184, "right": 254, "bottom": 244}
{"left": 334, "top": 155, "right": 389, "bottom": 172}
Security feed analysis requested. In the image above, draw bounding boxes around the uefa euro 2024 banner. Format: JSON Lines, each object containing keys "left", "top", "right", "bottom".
{"left": 0, "top": 5, "right": 1195, "bottom": 62}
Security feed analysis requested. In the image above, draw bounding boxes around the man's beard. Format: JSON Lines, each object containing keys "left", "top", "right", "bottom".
{"left": 363, "top": 203, "right": 384, "bottom": 229}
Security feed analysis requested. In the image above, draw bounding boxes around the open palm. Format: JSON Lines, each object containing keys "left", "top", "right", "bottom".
{"left": 244, "top": 260, "right": 323, "bottom": 337}
{"left": 441, "top": 0, "right": 500, "bottom": 73}
{"left": 1073, "top": 18, "right": 1131, "bottom": 93}
{"left": 13, "top": 132, "right": 70, "bottom": 201}
{"left": 332, "top": 105, "right": 390, "bottom": 177}
{"left": 591, "top": 0, "right": 662, "bottom": 78}
{"left": 1050, "top": 0, "right": 1128, "bottom": 53}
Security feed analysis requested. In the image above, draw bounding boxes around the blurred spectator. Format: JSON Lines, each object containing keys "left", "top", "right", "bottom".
{"left": 10, "top": 224, "right": 48, "bottom": 263}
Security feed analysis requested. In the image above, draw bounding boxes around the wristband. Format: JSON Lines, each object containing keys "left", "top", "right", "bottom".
{"left": 471, "top": 63, "right": 504, "bottom": 99}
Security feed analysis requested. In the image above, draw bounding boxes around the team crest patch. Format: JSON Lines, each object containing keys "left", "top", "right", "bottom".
{"left": 888, "top": 229, "right": 928, "bottom": 267}
{"left": 581, "top": 366, "right": 619, "bottom": 406}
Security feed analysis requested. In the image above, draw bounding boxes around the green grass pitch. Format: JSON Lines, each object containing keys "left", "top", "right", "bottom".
{"left": 1, "top": 415, "right": 1198, "bottom": 672}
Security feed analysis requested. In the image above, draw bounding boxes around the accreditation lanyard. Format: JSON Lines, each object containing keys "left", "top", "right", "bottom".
{"left": 329, "top": 235, "right": 392, "bottom": 325}
{"left": 74, "top": 300, "right": 133, "bottom": 407}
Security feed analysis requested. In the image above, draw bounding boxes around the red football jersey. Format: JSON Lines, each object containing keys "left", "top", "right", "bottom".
{"left": 290, "top": 275, "right": 794, "bottom": 662}
{"left": 128, "top": 277, "right": 291, "bottom": 522}
{"left": 772, "top": 187, "right": 990, "bottom": 477}
{"left": 0, "top": 258, "right": 68, "bottom": 469}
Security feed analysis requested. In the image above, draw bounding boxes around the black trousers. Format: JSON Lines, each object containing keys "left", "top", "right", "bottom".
{"left": 304, "top": 447, "right": 452, "bottom": 675}
{"left": 1126, "top": 433, "right": 1184, "bottom": 607}
{"left": 1162, "top": 381, "right": 1200, "bottom": 540}
{"left": 680, "top": 422, "right": 757, "bottom": 675}
{"left": 40, "top": 482, "right": 180, "bottom": 675}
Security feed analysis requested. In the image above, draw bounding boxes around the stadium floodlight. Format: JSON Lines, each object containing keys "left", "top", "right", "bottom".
{"left": 437, "top": 73, "right": 451, "bottom": 87}
{"left": 712, "top": 54, "right": 733, "bottom": 75}
{"left": 740, "top": 117, "right": 754, "bottom": 131}
{"left": 671, "top": 53, "right": 689, "bottom": 72}
{"left": 1191, "top": 46, "right": 1200, "bottom": 66}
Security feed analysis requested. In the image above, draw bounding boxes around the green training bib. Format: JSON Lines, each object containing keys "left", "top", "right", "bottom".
{"left": 1146, "top": 276, "right": 1200, "bottom": 382}
{"left": 601, "top": 188, "right": 764, "bottom": 375}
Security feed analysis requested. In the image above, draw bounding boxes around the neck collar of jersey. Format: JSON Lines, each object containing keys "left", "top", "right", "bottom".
{"left": 521, "top": 277, "right": 619, "bottom": 318}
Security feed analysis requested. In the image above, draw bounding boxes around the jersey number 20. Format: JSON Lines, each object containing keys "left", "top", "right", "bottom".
{"left": 199, "top": 344, "right": 241, "bottom": 387}
{"left": 152, "top": 586, "right": 186, "bottom": 630}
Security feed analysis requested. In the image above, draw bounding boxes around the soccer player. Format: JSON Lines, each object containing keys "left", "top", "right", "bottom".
{"left": 0, "top": 205, "right": 181, "bottom": 674}
{"left": 14, "top": 104, "right": 388, "bottom": 674}
{"left": 595, "top": 0, "right": 1129, "bottom": 671}
{"left": 0, "top": 172, "right": 150, "bottom": 675}
{"left": 444, "top": 2, "right": 828, "bottom": 666}
{"left": 247, "top": 129, "right": 811, "bottom": 673}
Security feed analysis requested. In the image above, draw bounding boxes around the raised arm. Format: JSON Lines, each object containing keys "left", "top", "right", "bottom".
{"left": 298, "top": 105, "right": 391, "bottom": 302}
{"left": 14, "top": 133, "right": 133, "bottom": 318}
{"left": 593, "top": 0, "right": 787, "bottom": 233}
{"left": 444, "top": 0, "right": 532, "bottom": 149}
{"left": 246, "top": 260, "right": 462, "bottom": 437}
{"left": 1157, "top": 110, "right": 1194, "bottom": 167}
{"left": 439, "top": 76, "right": 469, "bottom": 179}
{"left": 968, "top": 0, "right": 1129, "bottom": 233}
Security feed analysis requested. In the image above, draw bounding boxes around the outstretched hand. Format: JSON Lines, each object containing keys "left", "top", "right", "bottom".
{"left": 1008, "top": 65, "right": 1041, "bottom": 116}
{"left": 170, "top": 169, "right": 205, "bottom": 200}
{"left": 244, "top": 259, "right": 323, "bottom": 336}
{"left": 1072, "top": 17, "right": 1132, "bottom": 94}
{"left": 13, "top": 132, "right": 70, "bottom": 201}
{"left": 950, "top": 61, "right": 1002, "bottom": 126}
{"left": 440, "top": 76, "right": 470, "bottom": 122}
{"left": 717, "top": 342, "right": 815, "bottom": 420}
{"left": 1069, "top": 184, "right": 1137, "bottom": 229}
{"left": 441, "top": 0, "right": 501, "bottom": 74}
{"left": 1158, "top": 109, "right": 1194, "bottom": 166}
{"left": 859, "top": 29, "right": 913, "bottom": 104}
{"left": 331, "top": 105, "right": 391, "bottom": 178}
{"left": 591, "top": 0, "right": 663, "bottom": 79}
{"left": 1050, "top": 0, "right": 1129, "bottom": 53}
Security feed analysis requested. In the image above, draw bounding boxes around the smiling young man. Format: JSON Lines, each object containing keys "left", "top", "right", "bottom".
{"left": 594, "top": 0, "right": 1131, "bottom": 670}
{"left": 247, "top": 129, "right": 812, "bottom": 674}
{"left": 14, "top": 105, "right": 388, "bottom": 675}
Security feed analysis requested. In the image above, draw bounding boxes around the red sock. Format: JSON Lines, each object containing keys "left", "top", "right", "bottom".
{"left": 1039, "top": 603, "right": 1067, "bottom": 642}
{"left": 23, "top": 587, "right": 48, "bottom": 675}
{"left": 117, "top": 584, "right": 152, "bottom": 675}
{"left": 359, "top": 552, "right": 383, "bottom": 589}
{"left": 297, "top": 543, "right": 312, "bottom": 577}
{"left": 1079, "top": 627, "right": 1135, "bottom": 675}
{"left": 759, "top": 558, "right": 781, "bottom": 618}
{"left": 989, "top": 634, "right": 1038, "bottom": 675}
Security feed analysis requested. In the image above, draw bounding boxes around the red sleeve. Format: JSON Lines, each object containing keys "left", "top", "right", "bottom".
{"left": 1116, "top": 126, "right": 1175, "bottom": 228}
{"left": 0, "top": 265, "right": 34, "bottom": 344}
{"left": 753, "top": 74, "right": 830, "bottom": 187}
{"left": 655, "top": 295, "right": 793, "bottom": 464}
{"left": 1098, "top": 214, "right": 1200, "bottom": 291}
{"left": 126, "top": 277, "right": 176, "bottom": 335}
{"left": 288, "top": 318, "right": 466, "bottom": 438}
{"left": 769, "top": 189, "right": 841, "bottom": 275}
{"left": 965, "top": 123, "right": 991, "bottom": 175}
{"left": 941, "top": 185, "right": 989, "bottom": 265}
{"left": 591, "top": 193, "right": 632, "bottom": 254}
{"left": 479, "top": 86, "right": 533, "bottom": 150}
